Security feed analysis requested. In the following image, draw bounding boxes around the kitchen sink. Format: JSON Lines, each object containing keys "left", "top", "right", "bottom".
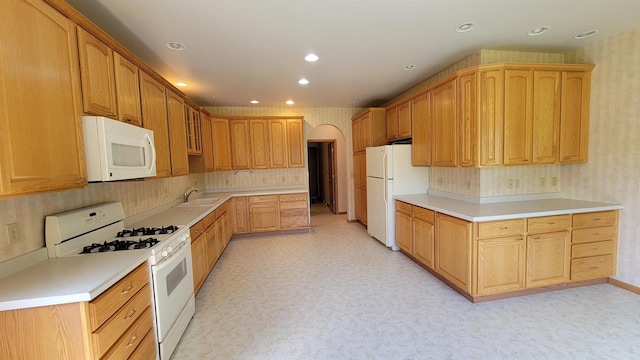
{"left": 174, "top": 198, "right": 220, "bottom": 207}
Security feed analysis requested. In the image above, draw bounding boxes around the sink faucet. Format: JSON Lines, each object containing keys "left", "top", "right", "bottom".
{"left": 183, "top": 187, "right": 198, "bottom": 203}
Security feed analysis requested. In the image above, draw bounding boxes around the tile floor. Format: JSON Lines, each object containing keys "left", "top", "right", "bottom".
{"left": 172, "top": 204, "right": 640, "bottom": 360}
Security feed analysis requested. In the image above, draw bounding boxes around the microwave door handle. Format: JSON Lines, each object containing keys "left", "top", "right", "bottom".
{"left": 145, "top": 132, "right": 156, "bottom": 175}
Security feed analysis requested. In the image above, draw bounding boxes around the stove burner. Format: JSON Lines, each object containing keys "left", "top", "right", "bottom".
{"left": 117, "top": 225, "right": 178, "bottom": 237}
{"left": 79, "top": 238, "right": 159, "bottom": 254}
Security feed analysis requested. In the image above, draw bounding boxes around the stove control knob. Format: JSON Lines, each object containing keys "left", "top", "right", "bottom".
{"left": 167, "top": 246, "right": 173, "bottom": 253}
{"left": 181, "top": 234, "right": 188, "bottom": 242}
{"left": 161, "top": 250, "right": 168, "bottom": 257}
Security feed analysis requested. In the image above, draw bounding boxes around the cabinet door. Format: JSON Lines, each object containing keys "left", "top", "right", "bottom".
{"left": 435, "top": 214, "right": 471, "bottom": 292}
{"left": 113, "top": 53, "right": 142, "bottom": 126}
{"left": 140, "top": 72, "right": 171, "bottom": 177}
{"left": 77, "top": 27, "right": 117, "bottom": 117}
{"left": 231, "top": 197, "right": 248, "bottom": 233}
{"left": 458, "top": 72, "right": 476, "bottom": 167}
{"left": 212, "top": 118, "right": 232, "bottom": 171}
{"left": 190, "top": 109, "right": 202, "bottom": 155}
{"left": 560, "top": 71, "right": 590, "bottom": 163}
{"left": 504, "top": 69, "right": 533, "bottom": 165}
{"left": 532, "top": 71, "right": 561, "bottom": 164}
{"left": 352, "top": 118, "right": 362, "bottom": 152}
{"left": 478, "top": 69, "right": 504, "bottom": 166}
{"left": 287, "top": 119, "right": 305, "bottom": 167}
{"left": 0, "top": 0, "right": 87, "bottom": 196}
{"left": 250, "top": 120, "right": 269, "bottom": 169}
{"left": 395, "top": 211, "right": 412, "bottom": 253}
{"left": 397, "top": 101, "right": 412, "bottom": 138}
{"left": 191, "top": 234, "right": 207, "bottom": 294}
{"left": 477, "top": 236, "right": 526, "bottom": 295}
{"left": 249, "top": 202, "right": 279, "bottom": 232}
{"left": 201, "top": 114, "right": 215, "bottom": 172}
{"left": 411, "top": 93, "right": 431, "bottom": 166}
{"left": 386, "top": 107, "right": 398, "bottom": 141}
{"left": 431, "top": 79, "right": 458, "bottom": 167}
{"left": 166, "top": 90, "right": 189, "bottom": 176}
{"left": 413, "top": 218, "right": 435, "bottom": 269}
{"left": 230, "top": 119, "right": 251, "bottom": 169}
{"left": 269, "top": 119, "right": 288, "bottom": 168}
{"left": 527, "top": 231, "right": 570, "bottom": 288}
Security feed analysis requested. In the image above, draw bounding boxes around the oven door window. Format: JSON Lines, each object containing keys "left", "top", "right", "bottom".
{"left": 166, "top": 257, "right": 187, "bottom": 297}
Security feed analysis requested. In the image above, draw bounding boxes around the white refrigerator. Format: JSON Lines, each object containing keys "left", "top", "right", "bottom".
{"left": 366, "top": 144, "right": 429, "bottom": 250}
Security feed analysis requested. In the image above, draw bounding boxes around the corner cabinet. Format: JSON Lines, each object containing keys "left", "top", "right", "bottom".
{"left": 0, "top": 0, "right": 87, "bottom": 197}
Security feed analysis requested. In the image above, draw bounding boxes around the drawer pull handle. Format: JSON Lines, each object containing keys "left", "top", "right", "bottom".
{"left": 594, "top": 218, "right": 601, "bottom": 221}
{"left": 593, "top": 233, "right": 600, "bottom": 236}
{"left": 533, "top": 236, "right": 540, "bottom": 239}
{"left": 125, "top": 334, "right": 138, "bottom": 348}
{"left": 588, "top": 266, "right": 599, "bottom": 270}
{"left": 121, "top": 283, "right": 134, "bottom": 295}
{"left": 499, "top": 226, "right": 508, "bottom": 230}
{"left": 591, "top": 248, "right": 599, "bottom": 250}
{"left": 548, "top": 222, "right": 555, "bottom": 225}
{"left": 124, "top": 308, "right": 136, "bottom": 321}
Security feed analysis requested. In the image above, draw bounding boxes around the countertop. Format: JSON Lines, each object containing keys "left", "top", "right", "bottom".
{"left": 394, "top": 194, "right": 623, "bottom": 222}
{"left": 0, "top": 187, "right": 308, "bottom": 311}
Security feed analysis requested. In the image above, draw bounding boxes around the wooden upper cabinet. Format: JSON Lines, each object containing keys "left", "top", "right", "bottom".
{"left": 166, "top": 91, "right": 189, "bottom": 176}
{"left": 184, "top": 105, "right": 202, "bottom": 155}
{"left": 532, "top": 71, "right": 561, "bottom": 164}
{"left": 560, "top": 71, "right": 590, "bottom": 163}
{"left": 113, "top": 53, "right": 142, "bottom": 126}
{"left": 230, "top": 119, "right": 251, "bottom": 169}
{"left": 504, "top": 69, "right": 533, "bottom": 166}
{"left": 268, "top": 119, "right": 288, "bottom": 168}
{"left": 397, "top": 101, "right": 412, "bottom": 139}
{"left": 431, "top": 78, "right": 458, "bottom": 167}
{"left": 287, "top": 119, "right": 305, "bottom": 167}
{"left": 201, "top": 112, "right": 215, "bottom": 172}
{"left": 411, "top": 92, "right": 431, "bottom": 166}
{"left": 212, "top": 118, "right": 232, "bottom": 171}
{"left": 477, "top": 68, "right": 504, "bottom": 167}
{"left": 0, "top": 0, "right": 87, "bottom": 197}
{"left": 140, "top": 72, "right": 171, "bottom": 177}
{"left": 250, "top": 120, "right": 269, "bottom": 169}
{"left": 386, "top": 107, "right": 398, "bottom": 141}
{"left": 458, "top": 71, "right": 477, "bottom": 167}
{"left": 77, "top": 27, "right": 117, "bottom": 117}
{"left": 352, "top": 117, "right": 362, "bottom": 152}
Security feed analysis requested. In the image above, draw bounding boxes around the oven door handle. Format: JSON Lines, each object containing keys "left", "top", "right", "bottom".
{"left": 152, "top": 241, "right": 189, "bottom": 271}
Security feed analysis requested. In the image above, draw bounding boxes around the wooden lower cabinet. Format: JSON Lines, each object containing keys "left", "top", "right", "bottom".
{"left": 191, "top": 232, "right": 207, "bottom": 294}
{"left": 526, "top": 231, "right": 570, "bottom": 287}
{"left": 249, "top": 197, "right": 280, "bottom": 232}
{"left": 395, "top": 209, "right": 412, "bottom": 253}
{"left": 570, "top": 211, "right": 618, "bottom": 281}
{"left": 435, "top": 214, "right": 472, "bottom": 293}
{"left": 477, "top": 236, "right": 526, "bottom": 295}
{"left": 280, "top": 193, "right": 309, "bottom": 229}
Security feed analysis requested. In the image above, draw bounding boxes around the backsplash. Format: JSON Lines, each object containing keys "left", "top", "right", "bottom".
{"left": 206, "top": 168, "right": 307, "bottom": 189}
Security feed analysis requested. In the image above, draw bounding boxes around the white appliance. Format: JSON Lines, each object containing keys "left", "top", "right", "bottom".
{"left": 83, "top": 116, "right": 156, "bottom": 182}
{"left": 45, "top": 202, "right": 195, "bottom": 360}
{"left": 366, "top": 144, "right": 429, "bottom": 250}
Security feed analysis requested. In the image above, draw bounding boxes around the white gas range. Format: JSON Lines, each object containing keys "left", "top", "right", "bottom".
{"left": 45, "top": 202, "right": 195, "bottom": 360}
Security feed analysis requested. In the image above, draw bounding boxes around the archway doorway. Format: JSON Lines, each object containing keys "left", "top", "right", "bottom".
{"left": 307, "top": 124, "right": 347, "bottom": 216}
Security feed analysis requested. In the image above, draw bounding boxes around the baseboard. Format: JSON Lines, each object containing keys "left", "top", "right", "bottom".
{"left": 231, "top": 228, "right": 310, "bottom": 239}
{"left": 608, "top": 278, "right": 640, "bottom": 295}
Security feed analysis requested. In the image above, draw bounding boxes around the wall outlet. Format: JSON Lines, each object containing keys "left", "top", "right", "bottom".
{"left": 507, "top": 179, "right": 514, "bottom": 189}
{"left": 281, "top": 176, "right": 286, "bottom": 183}
{"left": 540, "top": 177, "right": 546, "bottom": 187}
{"left": 5, "top": 223, "right": 19, "bottom": 244}
{"left": 551, "top": 176, "right": 558, "bottom": 186}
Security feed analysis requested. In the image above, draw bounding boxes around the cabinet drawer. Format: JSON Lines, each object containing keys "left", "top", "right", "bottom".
{"left": 203, "top": 211, "right": 217, "bottom": 230}
{"left": 412, "top": 206, "right": 434, "bottom": 223}
{"left": 190, "top": 220, "right": 205, "bottom": 239}
{"left": 477, "top": 219, "right": 525, "bottom": 239}
{"left": 572, "top": 240, "right": 615, "bottom": 258}
{"left": 249, "top": 195, "right": 278, "bottom": 203}
{"left": 527, "top": 215, "right": 570, "bottom": 234}
{"left": 280, "top": 216, "right": 309, "bottom": 229}
{"left": 280, "top": 200, "right": 307, "bottom": 210}
{"left": 128, "top": 328, "right": 157, "bottom": 360}
{"left": 92, "top": 284, "right": 151, "bottom": 357}
{"left": 215, "top": 201, "right": 230, "bottom": 219}
{"left": 395, "top": 201, "right": 412, "bottom": 215}
{"left": 573, "top": 211, "right": 617, "bottom": 229}
{"left": 89, "top": 262, "right": 149, "bottom": 331}
{"left": 572, "top": 226, "right": 617, "bottom": 244}
{"left": 102, "top": 307, "right": 154, "bottom": 360}
{"left": 280, "top": 208, "right": 308, "bottom": 218}
{"left": 280, "top": 193, "right": 308, "bottom": 202}
{"left": 570, "top": 255, "right": 614, "bottom": 281}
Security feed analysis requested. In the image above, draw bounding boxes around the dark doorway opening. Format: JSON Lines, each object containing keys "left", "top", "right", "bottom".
{"left": 307, "top": 140, "right": 337, "bottom": 214}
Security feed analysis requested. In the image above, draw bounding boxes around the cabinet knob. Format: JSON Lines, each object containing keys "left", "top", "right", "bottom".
{"left": 125, "top": 334, "right": 138, "bottom": 348}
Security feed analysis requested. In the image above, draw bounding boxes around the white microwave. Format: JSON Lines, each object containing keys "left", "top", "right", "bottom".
{"left": 82, "top": 116, "right": 156, "bottom": 182}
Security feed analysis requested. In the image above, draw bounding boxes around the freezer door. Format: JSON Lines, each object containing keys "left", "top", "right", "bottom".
{"left": 367, "top": 177, "right": 397, "bottom": 249}
{"left": 391, "top": 144, "right": 429, "bottom": 195}
{"left": 366, "top": 145, "right": 392, "bottom": 179}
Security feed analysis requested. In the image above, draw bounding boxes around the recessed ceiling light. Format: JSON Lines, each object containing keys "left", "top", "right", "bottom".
{"left": 305, "top": 53, "right": 319, "bottom": 62}
{"left": 175, "top": 82, "right": 187, "bottom": 87}
{"left": 298, "top": 78, "right": 310, "bottom": 85}
{"left": 286, "top": 100, "right": 295, "bottom": 105}
{"left": 455, "top": 22, "right": 476, "bottom": 33}
{"left": 575, "top": 30, "right": 598, "bottom": 39}
{"left": 348, "top": 100, "right": 357, "bottom": 105}
{"left": 403, "top": 65, "right": 417, "bottom": 71}
{"left": 250, "top": 100, "right": 259, "bottom": 104}
{"left": 166, "top": 42, "right": 185, "bottom": 50}
{"left": 528, "top": 26, "right": 550, "bottom": 36}
{"left": 212, "top": 95, "right": 223, "bottom": 99}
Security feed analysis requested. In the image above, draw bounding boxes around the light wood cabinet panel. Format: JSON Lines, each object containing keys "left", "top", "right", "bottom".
{"left": 353, "top": 108, "right": 387, "bottom": 150}
{"left": 477, "top": 219, "right": 525, "bottom": 239}
{"left": 230, "top": 119, "right": 251, "bottom": 170}
{"left": 477, "top": 69, "right": 504, "bottom": 166}
{"left": 413, "top": 217, "right": 435, "bottom": 269}
{"left": 128, "top": 328, "right": 157, "bottom": 360}
{"left": 560, "top": 71, "right": 590, "bottom": 163}
{"left": 140, "top": 72, "right": 171, "bottom": 177}
{"left": 185, "top": 106, "right": 202, "bottom": 155}
{"left": 431, "top": 79, "right": 458, "bottom": 167}
{"left": 458, "top": 72, "right": 477, "bottom": 167}
{"left": 527, "top": 215, "right": 570, "bottom": 234}
{"left": 101, "top": 307, "right": 153, "bottom": 360}
{"left": 477, "top": 236, "right": 525, "bottom": 295}
{"left": 532, "top": 71, "right": 561, "bottom": 164}
{"left": 201, "top": 113, "right": 215, "bottom": 172}
{"left": 572, "top": 240, "right": 614, "bottom": 258}
{"left": 386, "top": 107, "right": 398, "bottom": 141}
{"left": 212, "top": 117, "right": 232, "bottom": 171}
{"left": 411, "top": 92, "right": 431, "bottom": 166}
{"left": 166, "top": 90, "right": 189, "bottom": 176}
{"left": 269, "top": 119, "right": 288, "bottom": 168}
{"left": 280, "top": 193, "right": 309, "bottom": 230}
{"left": 287, "top": 119, "right": 305, "bottom": 167}
{"left": 0, "top": 0, "right": 87, "bottom": 197}
{"left": 395, "top": 210, "right": 412, "bottom": 253}
{"left": 397, "top": 101, "right": 412, "bottom": 138}
{"left": 113, "top": 52, "right": 142, "bottom": 126}
{"left": 77, "top": 27, "right": 117, "bottom": 117}
{"left": 352, "top": 117, "right": 362, "bottom": 152}
{"left": 250, "top": 120, "right": 270, "bottom": 169}
{"left": 573, "top": 211, "right": 618, "bottom": 229}
{"left": 504, "top": 69, "right": 533, "bottom": 165}
{"left": 570, "top": 255, "right": 614, "bottom": 281}
{"left": 572, "top": 226, "right": 617, "bottom": 244}
{"left": 527, "top": 231, "right": 569, "bottom": 288}
{"left": 249, "top": 201, "right": 279, "bottom": 232}
{"left": 231, "top": 197, "right": 249, "bottom": 234}
{"left": 435, "top": 214, "right": 471, "bottom": 292}
{"left": 191, "top": 233, "right": 207, "bottom": 294}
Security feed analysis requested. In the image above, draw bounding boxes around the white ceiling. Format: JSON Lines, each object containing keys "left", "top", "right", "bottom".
{"left": 66, "top": 0, "right": 640, "bottom": 108}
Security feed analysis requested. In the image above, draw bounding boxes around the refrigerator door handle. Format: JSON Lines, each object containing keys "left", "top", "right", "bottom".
{"left": 382, "top": 151, "right": 388, "bottom": 205}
